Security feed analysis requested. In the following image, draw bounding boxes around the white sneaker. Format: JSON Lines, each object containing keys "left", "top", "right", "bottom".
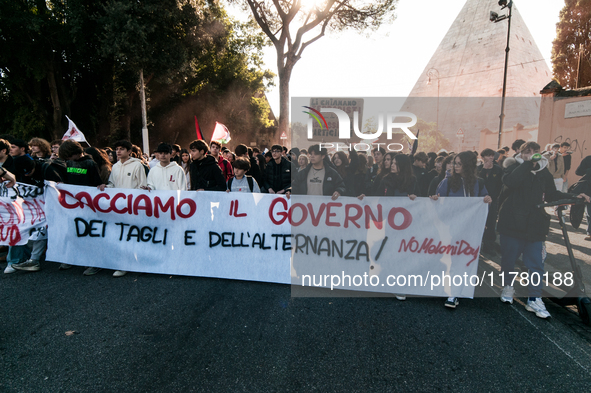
{"left": 525, "top": 298, "right": 551, "bottom": 319}
{"left": 500, "top": 286, "right": 515, "bottom": 304}
{"left": 444, "top": 297, "right": 459, "bottom": 308}
{"left": 113, "top": 270, "right": 127, "bottom": 277}
{"left": 4, "top": 264, "right": 16, "bottom": 274}
{"left": 395, "top": 295, "right": 406, "bottom": 301}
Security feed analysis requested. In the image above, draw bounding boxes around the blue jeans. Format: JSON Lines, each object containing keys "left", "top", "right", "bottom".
{"left": 7, "top": 245, "right": 31, "bottom": 266}
{"left": 500, "top": 234, "right": 544, "bottom": 297}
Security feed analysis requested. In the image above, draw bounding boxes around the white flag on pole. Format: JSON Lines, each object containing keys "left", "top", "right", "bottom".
{"left": 62, "top": 116, "right": 88, "bottom": 144}
{"left": 210, "top": 122, "right": 231, "bottom": 144}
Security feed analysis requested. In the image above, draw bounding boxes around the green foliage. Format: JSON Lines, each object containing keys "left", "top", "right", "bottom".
{"left": 404, "top": 118, "right": 453, "bottom": 154}
{"left": 0, "top": 0, "right": 275, "bottom": 145}
{"left": 552, "top": 0, "right": 591, "bottom": 89}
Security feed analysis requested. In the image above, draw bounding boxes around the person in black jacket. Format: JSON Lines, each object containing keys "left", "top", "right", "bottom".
{"left": 288, "top": 144, "right": 345, "bottom": 199}
{"left": 264, "top": 144, "right": 291, "bottom": 194}
{"left": 411, "top": 152, "right": 429, "bottom": 196}
{"left": 331, "top": 149, "right": 362, "bottom": 197}
{"left": 428, "top": 155, "right": 454, "bottom": 196}
{"left": 378, "top": 154, "right": 419, "bottom": 198}
{"left": 188, "top": 140, "right": 226, "bottom": 191}
{"left": 497, "top": 141, "right": 590, "bottom": 318}
{"left": 477, "top": 148, "right": 504, "bottom": 255}
{"left": 44, "top": 140, "right": 102, "bottom": 187}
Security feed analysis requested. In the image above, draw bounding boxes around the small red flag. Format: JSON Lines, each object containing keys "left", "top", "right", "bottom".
{"left": 195, "top": 116, "right": 204, "bottom": 140}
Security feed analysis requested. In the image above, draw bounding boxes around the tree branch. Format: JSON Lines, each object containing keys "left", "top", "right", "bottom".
{"left": 296, "top": 17, "right": 331, "bottom": 59}
{"left": 272, "top": 0, "right": 287, "bottom": 20}
{"left": 246, "top": 0, "right": 279, "bottom": 46}
{"left": 292, "top": 0, "right": 340, "bottom": 56}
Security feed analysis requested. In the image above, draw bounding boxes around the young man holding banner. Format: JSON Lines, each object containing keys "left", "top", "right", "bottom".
{"left": 98, "top": 140, "right": 147, "bottom": 277}
{"left": 264, "top": 144, "right": 292, "bottom": 195}
{"left": 189, "top": 140, "right": 226, "bottom": 192}
{"left": 100, "top": 140, "right": 147, "bottom": 191}
{"left": 146, "top": 143, "right": 187, "bottom": 191}
{"left": 288, "top": 144, "right": 345, "bottom": 200}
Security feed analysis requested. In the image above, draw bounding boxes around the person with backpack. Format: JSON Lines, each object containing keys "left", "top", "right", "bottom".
{"left": 433, "top": 151, "right": 492, "bottom": 309}
{"left": 226, "top": 157, "right": 260, "bottom": 193}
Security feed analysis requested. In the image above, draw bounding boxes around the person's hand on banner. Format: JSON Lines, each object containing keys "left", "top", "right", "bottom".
{"left": 430, "top": 194, "right": 439, "bottom": 201}
{"left": 285, "top": 191, "right": 290, "bottom": 200}
{"left": 0, "top": 167, "right": 16, "bottom": 188}
{"left": 276, "top": 189, "right": 285, "bottom": 194}
{"left": 408, "top": 194, "right": 417, "bottom": 201}
{"left": 196, "top": 189, "right": 205, "bottom": 192}
{"left": 141, "top": 186, "right": 151, "bottom": 192}
{"left": 357, "top": 194, "right": 365, "bottom": 201}
{"left": 331, "top": 191, "right": 340, "bottom": 201}
{"left": 98, "top": 184, "right": 106, "bottom": 191}
{"left": 483, "top": 195, "right": 492, "bottom": 204}
{"left": 268, "top": 188, "right": 275, "bottom": 194}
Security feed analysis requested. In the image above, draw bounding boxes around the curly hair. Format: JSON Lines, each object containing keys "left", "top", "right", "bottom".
{"left": 448, "top": 151, "right": 478, "bottom": 196}
{"left": 28, "top": 137, "right": 51, "bottom": 157}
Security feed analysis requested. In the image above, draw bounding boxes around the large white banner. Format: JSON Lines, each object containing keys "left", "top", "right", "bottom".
{"left": 43, "top": 183, "right": 488, "bottom": 297}
{"left": 44, "top": 183, "right": 292, "bottom": 284}
{"left": 289, "top": 195, "right": 488, "bottom": 298}
{"left": 0, "top": 182, "right": 46, "bottom": 246}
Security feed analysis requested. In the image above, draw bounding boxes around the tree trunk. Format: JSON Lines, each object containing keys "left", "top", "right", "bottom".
{"left": 277, "top": 61, "right": 293, "bottom": 145}
{"left": 120, "top": 89, "right": 135, "bottom": 141}
{"left": 46, "top": 63, "right": 62, "bottom": 141}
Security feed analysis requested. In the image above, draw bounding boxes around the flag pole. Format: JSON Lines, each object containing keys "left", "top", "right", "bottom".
{"left": 139, "top": 69, "right": 150, "bottom": 154}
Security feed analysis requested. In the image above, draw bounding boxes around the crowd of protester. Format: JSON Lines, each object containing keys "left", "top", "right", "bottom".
{"left": 1, "top": 133, "right": 590, "bottom": 319}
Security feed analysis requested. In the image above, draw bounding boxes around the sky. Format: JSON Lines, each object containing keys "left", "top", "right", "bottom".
{"left": 228, "top": 0, "right": 565, "bottom": 117}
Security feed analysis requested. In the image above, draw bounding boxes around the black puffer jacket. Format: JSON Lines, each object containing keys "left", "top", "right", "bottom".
{"left": 291, "top": 164, "right": 346, "bottom": 196}
{"left": 264, "top": 157, "right": 292, "bottom": 193}
{"left": 190, "top": 155, "right": 226, "bottom": 191}
{"left": 497, "top": 157, "right": 575, "bottom": 242}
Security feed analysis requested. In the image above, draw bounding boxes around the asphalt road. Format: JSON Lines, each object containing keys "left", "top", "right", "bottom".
{"left": 2, "top": 255, "right": 591, "bottom": 392}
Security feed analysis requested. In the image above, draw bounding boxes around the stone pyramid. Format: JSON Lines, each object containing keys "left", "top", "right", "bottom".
{"left": 401, "top": 0, "right": 552, "bottom": 151}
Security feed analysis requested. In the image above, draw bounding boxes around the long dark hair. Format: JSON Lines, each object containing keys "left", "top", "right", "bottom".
{"left": 441, "top": 154, "right": 455, "bottom": 178}
{"left": 449, "top": 151, "right": 477, "bottom": 195}
{"left": 85, "top": 147, "right": 112, "bottom": 171}
{"left": 390, "top": 154, "right": 415, "bottom": 193}
{"left": 379, "top": 152, "right": 395, "bottom": 175}
{"left": 180, "top": 148, "right": 191, "bottom": 173}
{"left": 332, "top": 151, "right": 349, "bottom": 178}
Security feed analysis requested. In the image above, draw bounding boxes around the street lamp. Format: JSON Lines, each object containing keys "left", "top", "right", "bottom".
{"left": 490, "top": 0, "right": 513, "bottom": 149}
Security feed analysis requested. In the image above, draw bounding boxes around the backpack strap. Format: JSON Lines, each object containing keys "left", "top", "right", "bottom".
{"left": 227, "top": 176, "right": 253, "bottom": 192}
{"left": 246, "top": 176, "right": 254, "bottom": 192}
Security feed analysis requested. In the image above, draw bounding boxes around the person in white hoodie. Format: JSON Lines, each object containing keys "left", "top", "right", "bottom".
{"left": 146, "top": 143, "right": 187, "bottom": 191}
{"left": 100, "top": 140, "right": 147, "bottom": 190}
{"left": 98, "top": 140, "right": 147, "bottom": 277}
